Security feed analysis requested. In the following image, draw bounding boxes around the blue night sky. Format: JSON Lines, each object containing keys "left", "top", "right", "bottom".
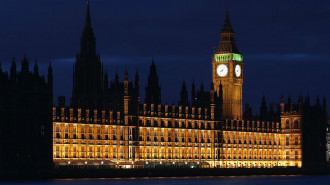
{"left": 0, "top": 0, "right": 329, "bottom": 114}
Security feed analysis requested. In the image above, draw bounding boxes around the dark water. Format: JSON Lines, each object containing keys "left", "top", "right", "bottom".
{"left": 1, "top": 175, "right": 330, "bottom": 185}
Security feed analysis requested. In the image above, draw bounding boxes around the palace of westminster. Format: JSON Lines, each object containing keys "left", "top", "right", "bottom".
{"left": 0, "top": 2, "right": 329, "bottom": 171}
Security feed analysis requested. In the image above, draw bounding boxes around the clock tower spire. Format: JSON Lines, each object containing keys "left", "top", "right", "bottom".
{"left": 212, "top": 9, "right": 243, "bottom": 120}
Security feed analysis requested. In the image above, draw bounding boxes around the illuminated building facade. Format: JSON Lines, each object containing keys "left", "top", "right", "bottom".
{"left": 52, "top": 2, "right": 327, "bottom": 169}
{"left": 53, "top": 96, "right": 310, "bottom": 168}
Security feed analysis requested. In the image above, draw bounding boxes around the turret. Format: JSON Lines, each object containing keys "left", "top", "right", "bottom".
{"left": 10, "top": 57, "right": 17, "bottom": 82}
{"left": 191, "top": 80, "right": 196, "bottom": 104}
{"left": 260, "top": 96, "right": 268, "bottom": 120}
{"left": 34, "top": 59, "right": 39, "bottom": 77}
{"left": 210, "top": 82, "right": 215, "bottom": 103}
{"left": 123, "top": 68, "right": 130, "bottom": 117}
{"left": 104, "top": 71, "right": 108, "bottom": 90}
{"left": 145, "top": 59, "right": 161, "bottom": 105}
{"left": 124, "top": 68, "right": 128, "bottom": 81}
{"left": 298, "top": 95, "right": 303, "bottom": 113}
{"left": 21, "top": 54, "right": 29, "bottom": 73}
{"left": 124, "top": 69, "right": 129, "bottom": 96}
{"left": 280, "top": 96, "right": 285, "bottom": 114}
{"left": 48, "top": 61, "right": 53, "bottom": 88}
{"left": 179, "top": 81, "right": 188, "bottom": 106}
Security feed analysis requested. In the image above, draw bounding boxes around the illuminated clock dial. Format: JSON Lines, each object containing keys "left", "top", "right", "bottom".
{"left": 217, "top": 64, "right": 228, "bottom": 77}
{"left": 235, "top": 65, "right": 241, "bottom": 77}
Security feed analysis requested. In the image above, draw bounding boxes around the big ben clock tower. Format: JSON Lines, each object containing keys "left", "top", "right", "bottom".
{"left": 212, "top": 9, "right": 243, "bottom": 120}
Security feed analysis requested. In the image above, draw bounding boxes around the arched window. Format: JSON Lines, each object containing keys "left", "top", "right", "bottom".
{"left": 294, "top": 120, "right": 299, "bottom": 129}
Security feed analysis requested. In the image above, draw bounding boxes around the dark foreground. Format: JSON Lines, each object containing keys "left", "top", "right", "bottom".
{"left": 0, "top": 167, "right": 329, "bottom": 181}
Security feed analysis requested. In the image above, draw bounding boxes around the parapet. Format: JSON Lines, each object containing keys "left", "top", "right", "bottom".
{"left": 139, "top": 102, "right": 221, "bottom": 121}
{"left": 53, "top": 106, "right": 125, "bottom": 125}
{"left": 223, "top": 119, "right": 281, "bottom": 133}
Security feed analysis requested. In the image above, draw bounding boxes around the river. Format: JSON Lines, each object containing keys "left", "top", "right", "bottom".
{"left": 1, "top": 175, "right": 330, "bottom": 185}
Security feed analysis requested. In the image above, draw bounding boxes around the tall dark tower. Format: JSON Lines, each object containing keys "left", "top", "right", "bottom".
{"left": 72, "top": 0, "right": 103, "bottom": 107}
{"left": 212, "top": 9, "right": 243, "bottom": 120}
{"left": 145, "top": 60, "right": 161, "bottom": 105}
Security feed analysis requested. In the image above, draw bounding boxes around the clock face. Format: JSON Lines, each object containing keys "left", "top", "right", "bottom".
{"left": 235, "top": 65, "right": 241, "bottom": 77}
{"left": 217, "top": 64, "right": 228, "bottom": 77}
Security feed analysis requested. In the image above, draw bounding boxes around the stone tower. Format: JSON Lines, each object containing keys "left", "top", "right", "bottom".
{"left": 72, "top": 0, "right": 103, "bottom": 107}
{"left": 212, "top": 9, "right": 243, "bottom": 120}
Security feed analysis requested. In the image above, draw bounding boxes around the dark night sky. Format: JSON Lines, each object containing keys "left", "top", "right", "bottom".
{"left": 0, "top": 0, "right": 329, "bottom": 114}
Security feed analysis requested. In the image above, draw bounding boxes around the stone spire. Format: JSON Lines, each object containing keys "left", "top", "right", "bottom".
{"left": 215, "top": 8, "right": 241, "bottom": 54}
{"left": 179, "top": 81, "right": 188, "bottom": 106}
{"left": 10, "top": 57, "right": 17, "bottom": 82}
{"left": 34, "top": 59, "right": 39, "bottom": 76}
{"left": 104, "top": 71, "right": 108, "bottom": 90}
{"left": 48, "top": 60, "right": 53, "bottom": 88}
{"left": 145, "top": 59, "right": 161, "bottom": 105}
{"left": 260, "top": 96, "right": 268, "bottom": 119}
{"left": 80, "top": 0, "right": 96, "bottom": 57}
{"left": 21, "top": 54, "right": 29, "bottom": 73}
{"left": 221, "top": 8, "right": 234, "bottom": 33}
{"left": 191, "top": 80, "right": 196, "bottom": 104}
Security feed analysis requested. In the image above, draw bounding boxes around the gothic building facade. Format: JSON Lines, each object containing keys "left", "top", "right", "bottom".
{"left": 51, "top": 2, "right": 327, "bottom": 169}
